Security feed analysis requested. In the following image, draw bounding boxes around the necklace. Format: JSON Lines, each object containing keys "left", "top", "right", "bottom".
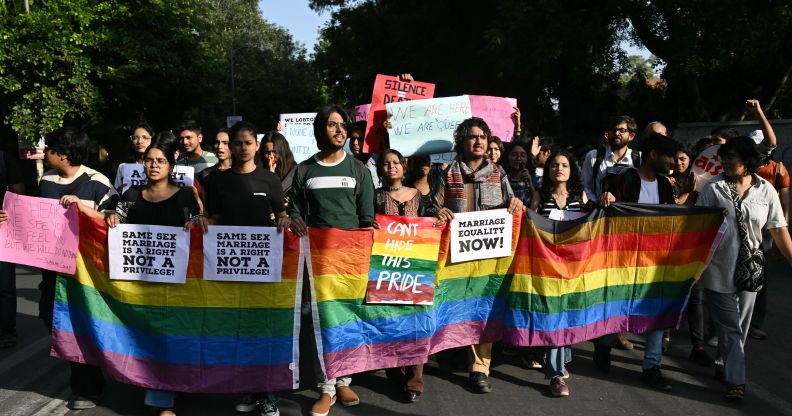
{"left": 387, "top": 185, "right": 403, "bottom": 191}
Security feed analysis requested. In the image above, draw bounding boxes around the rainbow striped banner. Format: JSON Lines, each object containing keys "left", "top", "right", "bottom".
{"left": 51, "top": 213, "right": 302, "bottom": 394}
{"left": 311, "top": 204, "right": 723, "bottom": 379}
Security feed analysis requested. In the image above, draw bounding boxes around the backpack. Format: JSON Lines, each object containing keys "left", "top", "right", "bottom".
{"left": 589, "top": 145, "right": 641, "bottom": 195}
{"left": 295, "top": 156, "right": 367, "bottom": 218}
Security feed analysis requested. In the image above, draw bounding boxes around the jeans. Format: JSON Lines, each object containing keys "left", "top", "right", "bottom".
{"left": 642, "top": 330, "right": 664, "bottom": 369}
{"left": 0, "top": 262, "right": 16, "bottom": 333}
{"left": 707, "top": 289, "right": 757, "bottom": 386}
{"left": 687, "top": 280, "right": 706, "bottom": 347}
{"left": 544, "top": 346, "right": 571, "bottom": 379}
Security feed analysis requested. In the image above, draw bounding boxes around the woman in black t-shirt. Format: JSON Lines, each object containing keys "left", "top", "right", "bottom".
{"left": 105, "top": 140, "right": 205, "bottom": 416}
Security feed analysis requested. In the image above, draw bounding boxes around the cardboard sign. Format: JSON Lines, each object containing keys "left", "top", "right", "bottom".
{"left": 116, "top": 163, "right": 195, "bottom": 194}
{"left": 280, "top": 112, "right": 318, "bottom": 163}
{"left": 692, "top": 145, "right": 722, "bottom": 191}
{"left": 450, "top": 209, "right": 513, "bottom": 263}
{"left": 366, "top": 215, "right": 441, "bottom": 305}
{"left": 203, "top": 226, "right": 284, "bottom": 282}
{"left": 364, "top": 74, "right": 436, "bottom": 153}
{"left": 468, "top": 95, "right": 517, "bottom": 142}
{"left": 0, "top": 193, "right": 79, "bottom": 274}
{"left": 386, "top": 95, "right": 472, "bottom": 157}
{"left": 108, "top": 224, "right": 190, "bottom": 283}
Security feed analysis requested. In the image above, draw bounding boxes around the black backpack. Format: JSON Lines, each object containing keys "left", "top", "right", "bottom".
{"left": 589, "top": 145, "right": 641, "bottom": 195}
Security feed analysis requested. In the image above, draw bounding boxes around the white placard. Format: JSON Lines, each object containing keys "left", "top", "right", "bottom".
{"left": 386, "top": 95, "right": 472, "bottom": 157}
{"left": 202, "top": 225, "right": 284, "bottom": 282}
{"left": 691, "top": 145, "right": 722, "bottom": 192}
{"left": 449, "top": 209, "right": 513, "bottom": 263}
{"left": 280, "top": 112, "right": 318, "bottom": 163}
{"left": 108, "top": 224, "right": 190, "bottom": 283}
{"left": 430, "top": 152, "right": 456, "bottom": 164}
{"left": 117, "top": 163, "right": 195, "bottom": 194}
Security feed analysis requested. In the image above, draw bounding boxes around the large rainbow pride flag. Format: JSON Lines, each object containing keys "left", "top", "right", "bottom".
{"left": 51, "top": 214, "right": 302, "bottom": 393}
{"left": 310, "top": 204, "right": 724, "bottom": 379}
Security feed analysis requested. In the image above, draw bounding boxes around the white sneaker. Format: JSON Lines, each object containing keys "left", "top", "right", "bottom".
{"left": 235, "top": 395, "right": 257, "bottom": 413}
{"left": 260, "top": 397, "right": 280, "bottom": 416}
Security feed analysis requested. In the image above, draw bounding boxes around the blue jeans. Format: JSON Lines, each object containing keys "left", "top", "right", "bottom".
{"left": 544, "top": 346, "right": 572, "bottom": 379}
{"left": 642, "top": 330, "right": 664, "bottom": 369}
{"left": 0, "top": 262, "right": 16, "bottom": 333}
{"left": 144, "top": 390, "right": 175, "bottom": 408}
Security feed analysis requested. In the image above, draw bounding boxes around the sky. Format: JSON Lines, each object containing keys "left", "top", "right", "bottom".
{"left": 258, "top": 1, "right": 652, "bottom": 58}
{"left": 258, "top": 0, "right": 328, "bottom": 53}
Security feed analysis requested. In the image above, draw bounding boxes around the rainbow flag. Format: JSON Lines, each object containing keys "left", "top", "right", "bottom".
{"left": 311, "top": 205, "right": 724, "bottom": 379}
{"left": 51, "top": 213, "right": 302, "bottom": 394}
{"left": 309, "top": 213, "right": 522, "bottom": 380}
{"left": 503, "top": 204, "right": 724, "bottom": 346}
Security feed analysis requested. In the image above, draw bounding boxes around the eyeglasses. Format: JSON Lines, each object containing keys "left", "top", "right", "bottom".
{"left": 467, "top": 134, "right": 488, "bottom": 140}
{"left": 326, "top": 121, "right": 347, "bottom": 130}
{"left": 130, "top": 135, "right": 152, "bottom": 142}
{"left": 613, "top": 128, "right": 633, "bottom": 134}
{"left": 143, "top": 158, "right": 169, "bottom": 167}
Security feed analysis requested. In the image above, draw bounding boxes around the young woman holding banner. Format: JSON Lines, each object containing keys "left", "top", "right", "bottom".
{"left": 105, "top": 139, "right": 205, "bottom": 416}
{"left": 374, "top": 149, "right": 443, "bottom": 403}
{"left": 529, "top": 148, "right": 591, "bottom": 397}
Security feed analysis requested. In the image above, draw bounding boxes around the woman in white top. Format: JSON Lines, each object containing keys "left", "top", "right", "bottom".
{"left": 696, "top": 136, "right": 792, "bottom": 400}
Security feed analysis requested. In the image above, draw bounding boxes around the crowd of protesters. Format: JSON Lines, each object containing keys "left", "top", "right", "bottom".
{"left": 0, "top": 85, "right": 791, "bottom": 415}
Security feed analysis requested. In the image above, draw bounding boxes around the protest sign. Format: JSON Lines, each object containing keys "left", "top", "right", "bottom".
{"left": 429, "top": 152, "right": 456, "bottom": 164}
{"left": 692, "top": 145, "right": 722, "bottom": 192}
{"left": 450, "top": 209, "right": 513, "bottom": 263}
{"left": 386, "top": 95, "right": 472, "bottom": 157}
{"left": 108, "top": 224, "right": 189, "bottom": 283}
{"left": 354, "top": 104, "right": 370, "bottom": 123}
{"left": 226, "top": 115, "right": 243, "bottom": 128}
{"left": 468, "top": 95, "right": 517, "bottom": 142}
{"left": 203, "top": 226, "right": 284, "bottom": 282}
{"left": 116, "top": 164, "right": 195, "bottom": 194}
{"left": 280, "top": 112, "right": 318, "bottom": 163}
{"left": 366, "top": 215, "right": 441, "bottom": 305}
{"left": 0, "top": 192, "right": 79, "bottom": 274}
{"left": 364, "top": 74, "right": 436, "bottom": 153}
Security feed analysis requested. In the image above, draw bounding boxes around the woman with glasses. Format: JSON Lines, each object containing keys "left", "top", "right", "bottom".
{"left": 114, "top": 122, "right": 154, "bottom": 192}
{"left": 105, "top": 138, "right": 206, "bottom": 416}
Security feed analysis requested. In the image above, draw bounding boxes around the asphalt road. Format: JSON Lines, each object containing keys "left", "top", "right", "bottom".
{"left": 2, "top": 255, "right": 791, "bottom": 416}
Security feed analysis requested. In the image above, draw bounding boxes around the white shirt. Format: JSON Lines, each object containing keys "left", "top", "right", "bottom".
{"left": 582, "top": 146, "right": 638, "bottom": 201}
{"left": 638, "top": 178, "right": 659, "bottom": 204}
{"left": 696, "top": 175, "right": 787, "bottom": 293}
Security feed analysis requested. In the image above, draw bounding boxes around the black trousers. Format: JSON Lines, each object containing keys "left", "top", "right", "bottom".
{"left": 39, "top": 270, "right": 104, "bottom": 398}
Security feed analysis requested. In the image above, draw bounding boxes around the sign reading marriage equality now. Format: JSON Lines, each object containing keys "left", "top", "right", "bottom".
{"left": 364, "top": 74, "right": 436, "bottom": 154}
{"left": 0, "top": 192, "right": 80, "bottom": 274}
{"left": 450, "top": 209, "right": 513, "bottom": 263}
{"left": 366, "top": 215, "right": 442, "bottom": 305}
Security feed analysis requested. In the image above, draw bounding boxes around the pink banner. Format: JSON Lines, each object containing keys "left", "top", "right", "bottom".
{"left": 354, "top": 104, "right": 370, "bottom": 123}
{"left": 0, "top": 192, "right": 79, "bottom": 274}
{"left": 469, "top": 95, "right": 518, "bottom": 142}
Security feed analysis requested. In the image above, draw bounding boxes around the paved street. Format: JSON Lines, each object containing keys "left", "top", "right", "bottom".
{"left": 2, "top": 256, "right": 791, "bottom": 416}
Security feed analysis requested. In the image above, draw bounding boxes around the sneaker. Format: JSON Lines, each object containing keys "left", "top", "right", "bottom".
{"left": 725, "top": 384, "right": 745, "bottom": 401}
{"left": 67, "top": 395, "right": 97, "bottom": 410}
{"left": 235, "top": 395, "right": 258, "bottom": 413}
{"left": 259, "top": 397, "right": 280, "bottom": 416}
{"left": 707, "top": 336, "right": 718, "bottom": 348}
{"left": 616, "top": 333, "right": 634, "bottom": 350}
{"left": 549, "top": 376, "right": 570, "bottom": 397}
{"left": 689, "top": 348, "right": 714, "bottom": 367}
{"left": 469, "top": 371, "right": 492, "bottom": 394}
{"left": 310, "top": 393, "right": 335, "bottom": 416}
{"left": 642, "top": 366, "right": 672, "bottom": 391}
{"left": 336, "top": 386, "right": 359, "bottom": 406}
{"left": 748, "top": 328, "right": 767, "bottom": 340}
{"left": 593, "top": 344, "right": 611, "bottom": 373}
{"left": 406, "top": 389, "right": 421, "bottom": 403}
{"left": 0, "top": 331, "right": 17, "bottom": 349}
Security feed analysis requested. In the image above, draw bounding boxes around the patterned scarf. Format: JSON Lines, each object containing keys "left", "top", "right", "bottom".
{"left": 443, "top": 157, "right": 504, "bottom": 213}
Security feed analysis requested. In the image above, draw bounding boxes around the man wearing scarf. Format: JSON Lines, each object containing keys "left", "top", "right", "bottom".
{"left": 431, "top": 117, "right": 524, "bottom": 394}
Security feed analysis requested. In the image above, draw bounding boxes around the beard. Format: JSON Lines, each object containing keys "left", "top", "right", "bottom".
{"left": 608, "top": 137, "right": 628, "bottom": 150}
